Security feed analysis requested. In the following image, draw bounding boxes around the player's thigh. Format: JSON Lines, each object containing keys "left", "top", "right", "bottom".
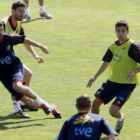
{"left": 23, "top": 64, "right": 32, "bottom": 78}
{"left": 113, "top": 84, "right": 136, "bottom": 108}
{"left": 1, "top": 79, "right": 24, "bottom": 101}
{"left": 12, "top": 65, "right": 24, "bottom": 84}
{"left": 94, "top": 80, "right": 116, "bottom": 104}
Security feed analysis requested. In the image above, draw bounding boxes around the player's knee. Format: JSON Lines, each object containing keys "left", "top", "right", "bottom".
{"left": 13, "top": 82, "right": 23, "bottom": 93}
{"left": 109, "top": 105, "right": 119, "bottom": 117}
{"left": 25, "top": 69, "right": 33, "bottom": 78}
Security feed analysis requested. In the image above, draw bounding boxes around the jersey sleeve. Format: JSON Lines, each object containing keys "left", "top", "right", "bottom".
{"left": 55, "top": 120, "right": 69, "bottom": 140}
{"left": 102, "top": 48, "right": 113, "bottom": 62}
{"left": 101, "top": 118, "right": 118, "bottom": 136}
{"left": 128, "top": 43, "right": 140, "bottom": 64}
{"left": 3, "top": 34, "right": 25, "bottom": 45}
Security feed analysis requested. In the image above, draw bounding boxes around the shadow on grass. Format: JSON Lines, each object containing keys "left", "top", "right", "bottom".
{"left": 0, "top": 113, "right": 56, "bottom": 130}
{"left": 0, "top": 113, "right": 14, "bottom": 121}
{"left": 21, "top": 17, "right": 47, "bottom": 24}
{"left": 42, "top": 117, "right": 57, "bottom": 120}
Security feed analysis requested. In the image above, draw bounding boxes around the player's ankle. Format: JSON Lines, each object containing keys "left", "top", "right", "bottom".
{"left": 118, "top": 114, "right": 124, "bottom": 121}
{"left": 39, "top": 6, "right": 45, "bottom": 14}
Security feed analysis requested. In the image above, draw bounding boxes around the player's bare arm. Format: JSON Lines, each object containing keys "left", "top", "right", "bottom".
{"left": 23, "top": 42, "right": 44, "bottom": 63}
{"left": 24, "top": 38, "right": 49, "bottom": 63}
{"left": 24, "top": 38, "right": 49, "bottom": 53}
{"left": 87, "top": 61, "right": 110, "bottom": 88}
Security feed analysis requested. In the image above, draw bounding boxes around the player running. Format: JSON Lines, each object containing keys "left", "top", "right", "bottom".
{"left": 87, "top": 20, "right": 140, "bottom": 133}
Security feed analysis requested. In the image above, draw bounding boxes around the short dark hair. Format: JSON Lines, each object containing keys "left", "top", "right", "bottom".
{"left": 115, "top": 20, "right": 129, "bottom": 30}
{"left": 76, "top": 94, "right": 92, "bottom": 110}
{"left": 12, "top": 1, "right": 27, "bottom": 10}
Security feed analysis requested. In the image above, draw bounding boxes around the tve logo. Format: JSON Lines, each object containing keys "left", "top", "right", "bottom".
{"left": 0, "top": 56, "right": 11, "bottom": 65}
{"left": 74, "top": 127, "right": 93, "bottom": 138}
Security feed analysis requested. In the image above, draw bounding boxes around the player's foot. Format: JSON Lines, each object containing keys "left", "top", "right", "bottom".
{"left": 13, "top": 110, "right": 30, "bottom": 118}
{"left": 39, "top": 11, "right": 53, "bottom": 19}
{"left": 20, "top": 105, "right": 38, "bottom": 112}
{"left": 23, "top": 14, "right": 31, "bottom": 21}
{"left": 41, "top": 104, "right": 62, "bottom": 119}
{"left": 51, "top": 105, "right": 62, "bottom": 119}
{"left": 115, "top": 114, "right": 125, "bottom": 133}
{"left": 41, "top": 103, "right": 51, "bottom": 115}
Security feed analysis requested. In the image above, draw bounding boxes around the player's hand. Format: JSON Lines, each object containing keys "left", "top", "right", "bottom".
{"left": 127, "top": 70, "right": 136, "bottom": 81}
{"left": 87, "top": 76, "right": 97, "bottom": 88}
{"left": 40, "top": 45, "right": 49, "bottom": 54}
{"left": 35, "top": 55, "right": 44, "bottom": 63}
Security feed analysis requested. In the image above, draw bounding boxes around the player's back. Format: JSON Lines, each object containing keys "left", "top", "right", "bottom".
{"left": 66, "top": 112, "right": 104, "bottom": 140}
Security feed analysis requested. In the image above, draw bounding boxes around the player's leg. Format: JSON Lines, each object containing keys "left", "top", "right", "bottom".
{"left": 109, "top": 105, "right": 122, "bottom": 119}
{"left": 12, "top": 95, "right": 30, "bottom": 118}
{"left": 92, "top": 98, "right": 102, "bottom": 114}
{"left": 11, "top": 95, "right": 30, "bottom": 118}
{"left": 109, "top": 104, "right": 125, "bottom": 134}
{"left": 21, "top": 95, "right": 61, "bottom": 118}
{"left": 23, "top": 64, "right": 32, "bottom": 86}
{"left": 23, "top": 0, "right": 31, "bottom": 21}
{"left": 0, "top": 78, "right": 30, "bottom": 118}
{"left": 11, "top": 95, "right": 22, "bottom": 113}
{"left": 19, "top": 64, "right": 38, "bottom": 111}
{"left": 92, "top": 80, "right": 115, "bottom": 114}
{"left": 38, "top": 0, "right": 53, "bottom": 19}
{"left": 12, "top": 64, "right": 62, "bottom": 118}
{"left": 110, "top": 84, "right": 136, "bottom": 133}
{"left": 13, "top": 82, "right": 62, "bottom": 118}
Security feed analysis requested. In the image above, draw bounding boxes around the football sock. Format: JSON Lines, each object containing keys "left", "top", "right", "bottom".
{"left": 13, "top": 101, "right": 22, "bottom": 112}
{"left": 39, "top": 6, "right": 45, "bottom": 13}
{"left": 35, "top": 97, "right": 43, "bottom": 106}
{"left": 35, "top": 97, "right": 52, "bottom": 111}
{"left": 51, "top": 107, "right": 58, "bottom": 115}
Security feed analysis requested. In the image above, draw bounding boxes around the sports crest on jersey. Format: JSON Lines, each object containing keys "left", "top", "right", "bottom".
{"left": 6, "top": 45, "right": 10, "bottom": 51}
{"left": 73, "top": 114, "right": 94, "bottom": 124}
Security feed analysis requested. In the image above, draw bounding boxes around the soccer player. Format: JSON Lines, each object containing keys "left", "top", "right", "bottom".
{"left": 56, "top": 94, "right": 117, "bottom": 140}
{"left": 3, "top": 1, "right": 50, "bottom": 118}
{"left": 87, "top": 20, "right": 140, "bottom": 133}
{"left": 0, "top": 20, "right": 61, "bottom": 119}
{"left": 23, "top": 0, "right": 52, "bottom": 21}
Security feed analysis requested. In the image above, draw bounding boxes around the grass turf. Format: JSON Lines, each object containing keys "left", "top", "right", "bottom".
{"left": 0, "top": 0, "right": 140, "bottom": 139}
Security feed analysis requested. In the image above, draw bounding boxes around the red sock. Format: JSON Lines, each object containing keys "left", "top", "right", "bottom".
{"left": 40, "top": 103, "right": 47, "bottom": 109}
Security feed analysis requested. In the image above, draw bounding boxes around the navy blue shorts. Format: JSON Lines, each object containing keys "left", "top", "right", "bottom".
{"left": 0, "top": 62, "right": 24, "bottom": 101}
{"left": 94, "top": 80, "right": 136, "bottom": 108}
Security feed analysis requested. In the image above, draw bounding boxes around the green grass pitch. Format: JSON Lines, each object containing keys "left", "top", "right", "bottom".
{"left": 0, "top": 0, "right": 140, "bottom": 139}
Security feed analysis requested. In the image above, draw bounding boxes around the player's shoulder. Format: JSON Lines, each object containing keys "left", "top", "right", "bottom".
{"left": 108, "top": 40, "right": 118, "bottom": 48}
{"left": 131, "top": 42, "right": 140, "bottom": 47}
{"left": 87, "top": 112, "right": 103, "bottom": 121}
{"left": 130, "top": 42, "right": 140, "bottom": 51}
{"left": 3, "top": 33, "right": 13, "bottom": 40}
